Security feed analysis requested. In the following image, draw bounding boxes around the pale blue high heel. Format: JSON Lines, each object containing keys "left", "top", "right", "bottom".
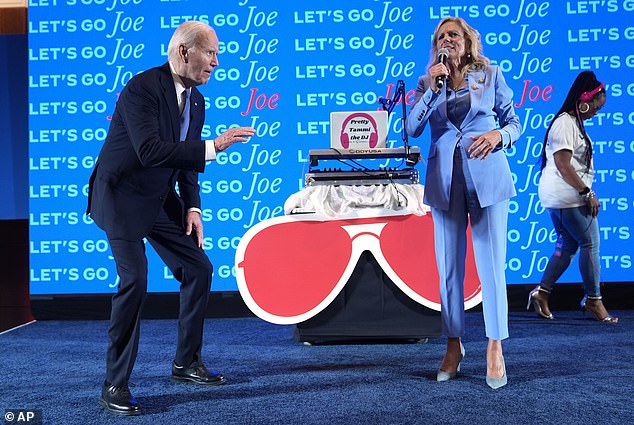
{"left": 437, "top": 343, "right": 465, "bottom": 382}
{"left": 486, "top": 356, "right": 507, "bottom": 389}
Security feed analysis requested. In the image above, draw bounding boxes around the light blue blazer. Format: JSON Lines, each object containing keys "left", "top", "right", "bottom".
{"left": 406, "top": 65, "right": 522, "bottom": 210}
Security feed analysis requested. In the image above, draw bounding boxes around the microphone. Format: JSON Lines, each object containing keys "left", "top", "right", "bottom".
{"left": 435, "top": 48, "right": 449, "bottom": 89}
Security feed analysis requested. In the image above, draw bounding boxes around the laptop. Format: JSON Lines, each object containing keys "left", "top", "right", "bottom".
{"left": 329, "top": 111, "right": 388, "bottom": 150}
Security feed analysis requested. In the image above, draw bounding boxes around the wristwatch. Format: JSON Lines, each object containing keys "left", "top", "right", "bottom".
{"left": 578, "top": 187, "right": 591, "bottom": 196}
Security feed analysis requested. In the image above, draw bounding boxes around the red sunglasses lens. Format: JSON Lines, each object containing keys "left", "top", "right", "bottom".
{"left": 238, "top": 220, "right": 351, "bottom": 317}
{"left": 380, "top": 215, "right": 480, "bottom": 304}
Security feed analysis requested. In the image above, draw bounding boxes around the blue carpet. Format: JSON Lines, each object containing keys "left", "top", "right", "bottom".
{"left": 1, "top": 310, "right": 632, "bottom": 424}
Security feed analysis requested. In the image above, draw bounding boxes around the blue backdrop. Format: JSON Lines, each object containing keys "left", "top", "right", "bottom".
{"left": 28, "top": 0, "right": 634, "bottom": 294}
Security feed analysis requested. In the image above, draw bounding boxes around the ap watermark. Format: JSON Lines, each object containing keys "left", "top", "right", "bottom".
{"left": 4, "top": 410, "right": 42, "bottom": 425}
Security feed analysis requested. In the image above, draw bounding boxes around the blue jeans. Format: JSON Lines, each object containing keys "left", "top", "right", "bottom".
{"left": 540, "top": 206, "right": 601, "bottom": 297}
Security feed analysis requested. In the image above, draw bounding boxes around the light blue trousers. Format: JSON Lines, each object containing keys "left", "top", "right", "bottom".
{"left": 431, "top": 146, "right": 510, "bottom": 340}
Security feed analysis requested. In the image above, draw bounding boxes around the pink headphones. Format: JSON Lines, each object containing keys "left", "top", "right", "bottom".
{"left": 579, "top": 82, "right": 604, "bottom": 102}
{"left": 340, "top": 113, "right": 378, "bottom": 149}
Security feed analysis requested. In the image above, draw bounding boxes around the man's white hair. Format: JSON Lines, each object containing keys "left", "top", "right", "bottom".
{"left": 167, "top": 21, "right": 214, "bottom": 61}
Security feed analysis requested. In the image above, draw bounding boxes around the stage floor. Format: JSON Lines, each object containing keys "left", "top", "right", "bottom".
{"left": 1, "top": 310, "right": 632, "bottom": 424}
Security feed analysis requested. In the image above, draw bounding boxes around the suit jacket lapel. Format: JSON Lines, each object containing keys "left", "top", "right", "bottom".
{"left": 158, "top": 63, "right": 180, "bottom": 142}
{"left": 462, "top": 69, "right": 486, "bottom": 127}
{"left": 437, "top": 87, "right": 448, "bottom": 123}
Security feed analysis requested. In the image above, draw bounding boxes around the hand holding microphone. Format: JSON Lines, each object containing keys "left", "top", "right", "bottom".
{"left": 433, "top": 48, "right": 449, "bottom": 90}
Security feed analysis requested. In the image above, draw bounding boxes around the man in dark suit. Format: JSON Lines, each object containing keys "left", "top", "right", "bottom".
{"left": 87, "top": 21, "right": 256, "bottom": 416}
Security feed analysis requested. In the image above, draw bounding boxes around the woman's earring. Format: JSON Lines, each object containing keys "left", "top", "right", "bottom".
{"left": 579, "top": 102, "right": 590, "bottom": 113}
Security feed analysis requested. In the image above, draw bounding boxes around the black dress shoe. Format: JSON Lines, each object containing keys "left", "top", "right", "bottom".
{"left": 171, "top": 362, "right": 226, "bottom": 385}
{"left": 99, "top": 380, "right": 141, "bottom": 416}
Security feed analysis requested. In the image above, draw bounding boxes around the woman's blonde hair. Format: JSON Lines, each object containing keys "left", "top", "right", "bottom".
{"left": 427, "top": 17, "right": 490, "bottom": 77}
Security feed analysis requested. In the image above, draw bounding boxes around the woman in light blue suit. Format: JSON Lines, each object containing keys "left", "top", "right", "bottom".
{"left": 406, "top": 17, "right": 521, "bottom": 389}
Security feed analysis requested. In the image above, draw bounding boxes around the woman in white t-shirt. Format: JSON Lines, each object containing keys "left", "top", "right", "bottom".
{"left": 528, "top": 71, "right": 617, "bottom": 323}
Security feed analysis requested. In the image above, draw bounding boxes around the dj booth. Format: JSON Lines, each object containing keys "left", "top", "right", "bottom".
{"left": 235, "top": 147, "right": 482, "bottom": 344}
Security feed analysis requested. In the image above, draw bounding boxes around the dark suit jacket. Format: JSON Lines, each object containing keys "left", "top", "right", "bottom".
{"left": 87, "top": 63, "right": 207, "bottom": 240}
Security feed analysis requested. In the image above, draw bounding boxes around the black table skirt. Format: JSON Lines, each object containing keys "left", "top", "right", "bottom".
{"left": 295, "top": 251, "right": 441, "bottom": 344}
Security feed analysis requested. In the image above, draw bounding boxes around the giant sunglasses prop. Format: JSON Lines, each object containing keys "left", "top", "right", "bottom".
{"left": 236, "top": 213, "right": 481, "bottom": 325}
